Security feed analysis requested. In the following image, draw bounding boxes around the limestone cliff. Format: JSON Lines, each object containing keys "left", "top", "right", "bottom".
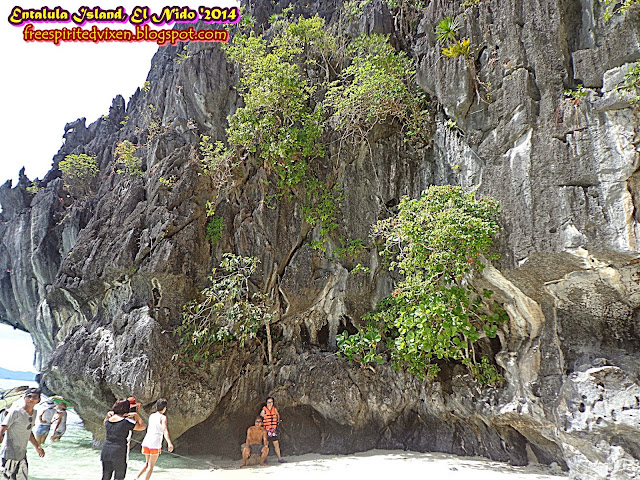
{"left": 1, "top": 1, "right": 639, "bottom": 479}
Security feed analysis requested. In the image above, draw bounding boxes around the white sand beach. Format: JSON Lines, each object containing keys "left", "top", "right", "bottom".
{"left": 122, "top": 449, "right": 568, "bottom": 480}
{"left": 23, "top": 411, "right": 570, "bottom": 480}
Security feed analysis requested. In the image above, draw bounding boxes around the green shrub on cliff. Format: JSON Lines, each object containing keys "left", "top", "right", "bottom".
{"left": 205, "top": 216, "right": 224, "bottom": 245}
{"left": 224, "top": 28, "right": 324, "bottom": 192}
{"left": 175, "top": 254, "right": 273, "bottom": 368}
{"left": 325, "top": 34, "right": 431, "bottom": 144}
{"left": 198, "top": 135, "right": 236, "bottom": 195}
{"left": 113, "top": 140, "right": 143, "bottom": 177}
{"left": 618, "top": 61, "right": 640, "bottom": 108}
{"left": 436, "top": 16, "right": 470, "bottom": 59}
{"left": 59, "top": 153, "right": 98, "bottom": 198}
{"left": 222, "top": 13, "right": 433, "bottom": 254}
{"left": 338, "top": 186, "right": 506, "bottom": 384}
{"left": 601, "top": 0, "right": 639, "bottom": 21}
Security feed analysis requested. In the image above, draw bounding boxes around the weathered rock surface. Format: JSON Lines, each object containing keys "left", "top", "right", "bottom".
{"left": 0, "top": 1, "right": 639, "bottom": 479}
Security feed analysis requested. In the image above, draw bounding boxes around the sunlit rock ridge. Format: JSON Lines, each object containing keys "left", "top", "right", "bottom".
{"left": 0, "top": 1, "right": 638, "bottom": 479}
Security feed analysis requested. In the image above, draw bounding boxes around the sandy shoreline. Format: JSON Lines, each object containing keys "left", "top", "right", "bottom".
{"left": 126, "top": 449, "right": 568, "bottom": 480}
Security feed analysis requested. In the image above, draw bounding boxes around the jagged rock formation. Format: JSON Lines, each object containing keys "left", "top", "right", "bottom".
{"left": 0, "top": 1, "right": 639, "bottom": 479}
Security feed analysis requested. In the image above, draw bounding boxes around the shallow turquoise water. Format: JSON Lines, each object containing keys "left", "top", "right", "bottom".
{"left": 26, "top": 411, "right": 220, "bottom": 479}
{"left": 1, "top": 379, "right": 218, "bottom": 479}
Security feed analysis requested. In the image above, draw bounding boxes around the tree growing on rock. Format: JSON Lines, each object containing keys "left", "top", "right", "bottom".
{"left": 175, "top": 253, "right": 274, "bottom": 369}
{"left": 58, "top": 153, "right": 98, "bottom": 199}
{"left": 338, "top": 185, "right": 506, "bottom": 384}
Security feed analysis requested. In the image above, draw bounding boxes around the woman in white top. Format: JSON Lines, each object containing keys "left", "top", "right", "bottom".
{"left": 137, "top": 398, "right": 173, "bottom": 480}
{"left": 50, "top": 403, "right": 67, "bottom": 441}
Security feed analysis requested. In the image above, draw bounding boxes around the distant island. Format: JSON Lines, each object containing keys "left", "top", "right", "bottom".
{"left": 0, "top": 367, "right": 37, "bottom": 382}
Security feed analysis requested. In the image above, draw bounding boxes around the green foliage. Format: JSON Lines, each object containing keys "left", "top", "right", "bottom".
{"left": 113, "top": 140, "right": 143, "bottom": 177}
{"left": 325, "top": 34, "right": 431, "bottom": 144}
{"left": 176, "top": 46, "right": 190, "bottom": 64}
{"left": 59, "top": 153, "right": 99, "bottom": 198}
{"left": 26, "top": 182, "right": 41, "bottom": 195}
{"left": 221, "top": 14, "right": 432, "bottom": 261}
{"left": 142, "top": 81, "right": 151, "bottom": 94}
{"left": 120, "top": 115, "right": 129, "bottom": 127}
{"left": 445, "top": 119, "right": 458, "bottom": 130}
{"left": 350, "top": 263, "right": 371, "bottom": 274}
{"left": 436, "top": 16, "right": 460, "bottom": 45}
{"left": 383, "top": 0, "right": 426, "bottom": 8}
{"left": 343, "top": 0, "right": 372, "bottom": 20}
{"left": 442, "top": 39, "right": 471, "bottom": 58}
{"left": 175, "top": 254, "right": 273, "bottom": 367}
{"left": 205, "top": 216, "right": 224, "bottom": 245}
{"left": 617, "top": 61, "right": 640, "bottom": 108}
{"left": 158, "top": 175, "right": 177, "bottom": 188}
{"left": 338, "top": 186, "right": 505, "bottom": 384}
{"left": 436, "top": 17, "right": 470, "bottom": 59}
{"left": 224, "top": 26, "right": 324, "bottom": 192}
{"left": 563, "top": 84, "right": 588, "bottom": 104}
{"left": 237, "top": 6, "right": 255, "bottom": 30}
{"left": 332, "top": 238, "right": 367, "bottom": 259}
{"left": 344, "top": 0, "right": 426, "bottom": 35}
{"left": 344, "top": 0, "right": 425, "bottom": 20}
{"left": 303, "top": 180, "right": 344, "bottom": 248}
{"left": 337, "top": 322, "right": 384, "bottom": 366}
{"left": 461, "top": 0, "right": 483, "bottom": 7}
{"left": 198, "top": 135, "right": 236, "bottom": 194}
{"left": 139, "top": 104, "right": 167, "bottom": 142}
{"left": 601, "top": 0, "right": 639, "bottom": 21}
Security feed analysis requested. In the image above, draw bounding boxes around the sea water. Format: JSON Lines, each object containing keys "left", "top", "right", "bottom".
{"left": 0, "top": 378, "right": 220, "bottom": 479}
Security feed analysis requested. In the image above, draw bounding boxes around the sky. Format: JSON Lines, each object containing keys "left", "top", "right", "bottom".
{"left": 0, "top": 0, "right": 239, "bottom": 186}
{"left": 0, "top": 323, "right": 36, "bottom": 373}
{"left": 0, "top": 0, "right": 238, "bottom": 373}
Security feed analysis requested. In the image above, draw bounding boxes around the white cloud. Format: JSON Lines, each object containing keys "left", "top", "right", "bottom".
{"left": 0, "top": 0, "right": 238, "bottom": 186}
{"left": 0, "top": 323, "right": 36, "bottom": 373}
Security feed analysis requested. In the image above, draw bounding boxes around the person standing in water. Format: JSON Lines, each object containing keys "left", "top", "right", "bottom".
{"left": 0, "top": 388, "right": 45, "bottom": 480}
{"left": 260, "top": 397, "right": 285, "bottom": 463}
{"left": 33, "top": 399, "right": 55, "bottom": 445}
{"left": 101, "top": 399, "right": 145, "bottom": 480}
{"left": 49, "top": 403, "right": 67, "bottom": 442}
{"left": 136, "top": 398, "right": 173, "bottom": 480}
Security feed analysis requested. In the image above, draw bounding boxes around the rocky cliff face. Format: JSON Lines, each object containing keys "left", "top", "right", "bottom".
{"left": 1, "top": 1, "right": 639, "bottom": 479}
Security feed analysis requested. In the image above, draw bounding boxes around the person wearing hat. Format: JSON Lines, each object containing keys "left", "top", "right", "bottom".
{"left": 33, "top": 399, "right": 56, "bottom": 445}
{"left": 0, "top": 388, "right": 45, "bottom": 480}
{"left": 101, "top": 398, "right": 145, "bottom": 480}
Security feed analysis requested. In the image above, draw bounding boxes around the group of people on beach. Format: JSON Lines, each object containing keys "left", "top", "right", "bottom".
{"left": 33, "top": 398, "right": 67, "bottom": 445}
{"left": 0, "top": 388, "right": 171, "bottom": 480}
{"left": 1, "top": 388, "right": 286, "bottom": 480}
{"left": 101, "top": 396, "right": 173, "bottom": 480}
{"left": 241, "top": 396, "right": 285, "bottom": 468}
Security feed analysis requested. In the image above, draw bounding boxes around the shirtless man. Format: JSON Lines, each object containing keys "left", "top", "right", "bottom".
{"left": 239, "top": 417, "right": 268, "bottom": 468}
